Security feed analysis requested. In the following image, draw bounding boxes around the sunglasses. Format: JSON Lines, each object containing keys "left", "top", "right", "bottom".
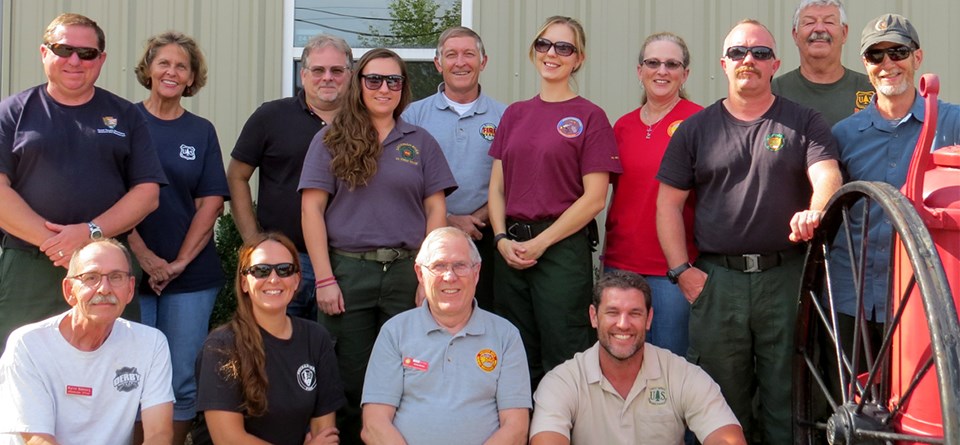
{"left": 308, "top": 65, "right": 349, "bottom": 78}
{"left": 243, "top": 263, "right": 299, "bottom": 279}
{"left": 724, "top": 46, "right": 776, "bottom": 61}
{"left": 863, "top": 45, "right": 913, "bottom": 65}
{"left": 361, "top": 74, "right": 404, "bottom": 91}
{"left": 44, "top": 43, "right": 101, "bottom": 61}
{"left": 641, "top": 59, "right": 685, "bottom": 71}
{"left": 533, "top": 38, "right": 578, "bottom": 57}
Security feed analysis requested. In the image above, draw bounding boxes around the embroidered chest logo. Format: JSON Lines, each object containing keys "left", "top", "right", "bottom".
{"left": 403, "top": 357, "right": 429, "bottom": 372}
{"left": 479, "top": 123, "right": 497, "bottom": 141}
{"left": 113, "top": 367, "right": 141, "bottom": 392}
{"left": 179, "top": 144, "right": 196, "bottom": 161}
{"left": 765, "top": 133, "right": 785, "bottom": 152}
{"left": 396, "top": 143, "right": 420, "bottom": 165}
{"left": 855, "top": 91, "right": 875, "bottom": 111}
{"left": 97, "top": 116, "right": 127, "bottom": 137}
{"left": 297, "top": 364, "right": 317, "bottom": 391}
{"left": 557, "top": 117, "right": 584, "bottom": 138}
{"left": 666, "top": 120, "right": 684, "bottom": 137}
{"left": 648, "top": 387, "right": 668, "bottom": 405}
{"left": 476, "top": 349, "right": 498, "bottom": 372}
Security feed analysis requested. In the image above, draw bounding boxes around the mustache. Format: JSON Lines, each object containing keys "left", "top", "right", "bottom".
{"left": 90, "top": 294, "right": 119, "bottom": 305}
{"left": 808, "top": 31, "right": 833, "bottom": 43}
{"left": 735, "top": 66, "right": 761, "bottom": 76}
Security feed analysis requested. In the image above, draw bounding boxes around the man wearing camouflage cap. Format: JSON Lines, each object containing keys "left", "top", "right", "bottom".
{"left": 830, "top": 13, "right": 960, "bottom": 359}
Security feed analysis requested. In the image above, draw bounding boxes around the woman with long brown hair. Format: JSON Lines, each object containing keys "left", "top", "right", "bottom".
{"left": 195, "top": 233, "right": 345, "bottom": 445}
{"left": 298, "top": 48, "right": 456, "bottom": 444}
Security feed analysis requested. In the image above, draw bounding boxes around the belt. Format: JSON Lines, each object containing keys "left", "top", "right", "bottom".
{"left": 699, "top": 247, "right": 804, "bottom": 273}
{"left": 331, "top": 248, "right": 417, "bottom": 263}
{"left": 505, "top": 218, "right": 556, "bottom": 242}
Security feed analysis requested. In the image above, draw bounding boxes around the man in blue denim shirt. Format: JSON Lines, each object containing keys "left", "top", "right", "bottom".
{"left": 831, "top": 13, "right": 960, "bottom": 341}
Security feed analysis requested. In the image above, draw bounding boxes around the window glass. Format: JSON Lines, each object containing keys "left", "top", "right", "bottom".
{"left": 294, "top": 0, "right": 461, "bottom": 49}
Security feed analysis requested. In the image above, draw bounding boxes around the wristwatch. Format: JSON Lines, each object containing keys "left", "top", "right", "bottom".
{"left": 493, "top": 233, "right": 509, "bottom": 245}
{"left": 666, "top": 262, "right": 693, "bottom": 284}
{"left": 87, "top": 222, "right": 103, "bottom": 240}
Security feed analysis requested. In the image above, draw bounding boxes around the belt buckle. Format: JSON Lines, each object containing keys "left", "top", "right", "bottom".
{"left": 742, "top": 254, "right": 761, "bottom": 273}
{"left": 376, "top": 248, "right": 402, "bottom": 263}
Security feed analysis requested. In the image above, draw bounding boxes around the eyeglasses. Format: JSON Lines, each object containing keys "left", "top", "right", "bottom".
{"left": 307, "top": 65, "right": 349, "bottom": 78}
{"left": 533, "top": 38, "right": 578, "bottom": 57}
{"left": 641, "top": 59, "right": 685, "bottom": 71}
{"left": 724, "top": 46, "right": 776, "bottom": 61}
{"left": 243, "top": 263, "right": 299, "bottom": 279}
{"left": 70, "top": 271, "right": 131, "bottom": 288}
{"left": 360, "top": 74, "right": 404, "bottom": 91}
{"left": 863, "top": 45, "right": 913, "bottom": 65}
{"left": 44, "top": 43, "right": 101, "bottom": 61}
{"left": 421, "top": 261, "right": 477, "bottom": 277}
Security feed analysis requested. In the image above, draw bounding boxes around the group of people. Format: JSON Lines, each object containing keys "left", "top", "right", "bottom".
{"left": 0, "top": 0, "right": 956, "bottom": 443}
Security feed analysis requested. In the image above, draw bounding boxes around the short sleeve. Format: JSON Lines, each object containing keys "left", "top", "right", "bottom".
{"left": 193, "top": 122, "right": 230, "bottom": 200}
{"left": 529, "top": 367, "right": 578, "bottom": 440}
{"left": 0, "top": 335, "right": 57, "bottom": 435}
{"left": 360, "top": 323, "right": 404, "bottom": 408}
{"left": 140, "top": 332, "right": 175, "bottom": 410}
{"left": 297, "top": 127, "right": 337, "bottom": 195}
{"left": 230, "top": 104, "right": 270, "bottom": 167}
{"left": 495, "top": 325, "right": 532, "bottom": 410}
{"left": 195, "top": 331, "right": 244, "bottom": 413}
{"left": 309, "top": 324, "right": 346, "bottom": 417}
{"left": 418, "top": 131, "right": 458, "bottom": 197}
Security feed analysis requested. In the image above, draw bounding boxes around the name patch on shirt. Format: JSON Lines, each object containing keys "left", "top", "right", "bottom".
{"left": 403, "top": 357, "right": 429, "bottom": 371}
{"left": 66, "top": 385, "right": 93, "bottom": 396}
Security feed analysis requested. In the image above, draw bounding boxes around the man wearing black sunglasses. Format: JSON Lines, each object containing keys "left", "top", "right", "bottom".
{"left": 772, "top": 0, "right": 874, "bottom": 126}
{"left": 0, "top": 13, "right": 167, "bottom": 351}
{"left": 829, "top": 13, "right": 960, "bottom": 383}
{"left": 657, "top": 19, "right": 842, "bottom": 444}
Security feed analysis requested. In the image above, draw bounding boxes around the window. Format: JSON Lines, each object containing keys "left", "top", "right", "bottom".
{"left": 285, "top": 0, "right": 471, "bottom": 100}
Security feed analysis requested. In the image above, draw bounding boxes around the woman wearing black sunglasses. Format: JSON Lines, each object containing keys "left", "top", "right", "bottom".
{"left": 124, "top": 31, "right": 230, "bottom": 445}
{"left": 488, "top": 16, "right": 621, "bottom": 388}
{"left": 298, "top": 48, "right": 456, "bottom": 444}
{"left": 196, "top": 232, "right": 345, "bottom": 445}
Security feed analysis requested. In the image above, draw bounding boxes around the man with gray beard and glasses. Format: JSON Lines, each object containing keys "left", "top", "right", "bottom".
{"left": 772, "top": 0, "right": 874, "bottom": 126}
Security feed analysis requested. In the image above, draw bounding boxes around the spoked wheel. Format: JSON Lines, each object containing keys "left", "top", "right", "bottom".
{"left": 794, "top": 181, "right": 960, "bottom": 445}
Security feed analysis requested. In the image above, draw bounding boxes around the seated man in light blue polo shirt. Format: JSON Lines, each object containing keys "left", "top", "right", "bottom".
{"left": 360, "top": 227, "right": 530, "bottom": 445}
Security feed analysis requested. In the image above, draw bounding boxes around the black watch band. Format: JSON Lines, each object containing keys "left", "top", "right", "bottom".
{"left": 667, "top": 263, "right": 693, "bottom": 284}
{"left": 493, "top": 233, "right": 509, "bottom": 245}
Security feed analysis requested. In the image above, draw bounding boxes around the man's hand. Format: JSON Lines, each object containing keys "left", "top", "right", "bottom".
{"left": 678, "top": 266, "right": 708, "bottom": 304}
{"left": 788, "top": 209, "right": 824, "bottom": 243}
{"left": 447, "top": 214, "right": 486, "bottom": 240}
{"left": 39, "top": 222, "right": 90, "bottom": 268}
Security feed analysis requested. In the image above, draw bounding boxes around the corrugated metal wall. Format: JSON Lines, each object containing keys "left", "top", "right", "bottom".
{"left": 0, "top": 0, "right": 284, "bottom": 167}
{"left": 474, "top": 0, "right": 960, "bottom": 122}
{"left": 1, "top": 0, "right": 954, "bottom": 196}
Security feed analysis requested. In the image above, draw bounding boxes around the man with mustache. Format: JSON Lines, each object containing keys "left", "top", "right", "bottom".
{"left": 772, "top": 0, "right": 874, "bottom": 126}
{"left": 829, "top": 13, "right": 960, "bottom": 372}
{"left": 0, "top": 239, "right": 174, "bottom": 444}
{"left": 657, "top": 19, "right": 841, "bottom": 443}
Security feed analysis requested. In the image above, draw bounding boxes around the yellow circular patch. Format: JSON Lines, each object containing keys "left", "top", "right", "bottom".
{"left": 476, "top": 349, "right": 498, "bottom": 372}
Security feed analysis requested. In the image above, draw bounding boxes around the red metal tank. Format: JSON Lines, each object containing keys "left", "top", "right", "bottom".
{"left": 890, "top": 74, "right": 960, "bottom": 441}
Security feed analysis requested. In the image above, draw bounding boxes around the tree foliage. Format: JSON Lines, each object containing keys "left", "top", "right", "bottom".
{"left": 361, "top": 0, "right": 461, "bottom": 48}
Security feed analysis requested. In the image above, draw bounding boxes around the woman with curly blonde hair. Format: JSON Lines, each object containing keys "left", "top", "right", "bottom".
{"left": 298, "top": 48, "right": 456, "bottom": 444}
{"left": 196, "top": 233, "right": 345, "bottom": 445}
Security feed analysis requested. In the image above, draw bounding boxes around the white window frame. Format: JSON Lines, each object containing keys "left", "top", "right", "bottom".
{"left": 282, "top": 0, "right": 472, "bottom": 96}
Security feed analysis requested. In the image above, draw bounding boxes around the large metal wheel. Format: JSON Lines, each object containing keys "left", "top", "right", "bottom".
{"left": 793, "top": 181, "right": 960, "bottom": 444}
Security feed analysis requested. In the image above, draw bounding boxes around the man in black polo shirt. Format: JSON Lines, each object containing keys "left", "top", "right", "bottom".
{"left": 226, "top": 34, "right": 352, "bottom": 321}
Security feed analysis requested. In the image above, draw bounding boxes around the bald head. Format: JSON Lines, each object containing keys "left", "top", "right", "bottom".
{"left": 724, "top": 19, "right": 778, "bottom": 55}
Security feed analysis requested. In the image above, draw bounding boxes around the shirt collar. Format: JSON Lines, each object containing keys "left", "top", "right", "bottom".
{"left": 860, "top": 91, "right": 924, "bottom": 132}
{"left": 432, "top": 82, "right": 487, "bottom": 115}
{"left": 586, "top": 342, "right": 663, "bottom": 396}
{"left": 418, "top": 299, "right": 485, "bottom": 337}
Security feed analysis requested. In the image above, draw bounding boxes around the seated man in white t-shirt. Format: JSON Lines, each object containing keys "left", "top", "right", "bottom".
{"left": 530, "top": 270, "right": 746, "bottom": 445}
{"left": 0, "top": 239, "right": 174, "bottom": 445}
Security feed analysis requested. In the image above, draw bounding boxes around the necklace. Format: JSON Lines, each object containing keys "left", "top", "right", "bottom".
{"left": 641, "top": 97, "right": 681, "bottom": 139}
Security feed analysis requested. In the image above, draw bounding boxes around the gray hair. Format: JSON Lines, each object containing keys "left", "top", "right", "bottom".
{"left": 416, "top": 227, "right": 482, "bottom": 265}
{"left": 67, "top": 238, "right": 133, "bottom": 277}
{"left": 301, "top": 34, "right": 353, "bottom": 69}
{"left": 436, "top": 26, "right": 485, "bottom": 58}
{"left": 792, "top": 0, "right": 847, "bottom": 30}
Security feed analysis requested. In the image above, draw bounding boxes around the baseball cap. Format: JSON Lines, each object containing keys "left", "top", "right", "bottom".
{"left": 860, "top": 13, "right": 920, "bottom": 54}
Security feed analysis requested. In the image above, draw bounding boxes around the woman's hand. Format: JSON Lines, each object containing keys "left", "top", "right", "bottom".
{"left": 497, "top": 239, "right": 537, "bottom": 270}
{"left": 316, "top": 283, "right": 345, "bottom": 315}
